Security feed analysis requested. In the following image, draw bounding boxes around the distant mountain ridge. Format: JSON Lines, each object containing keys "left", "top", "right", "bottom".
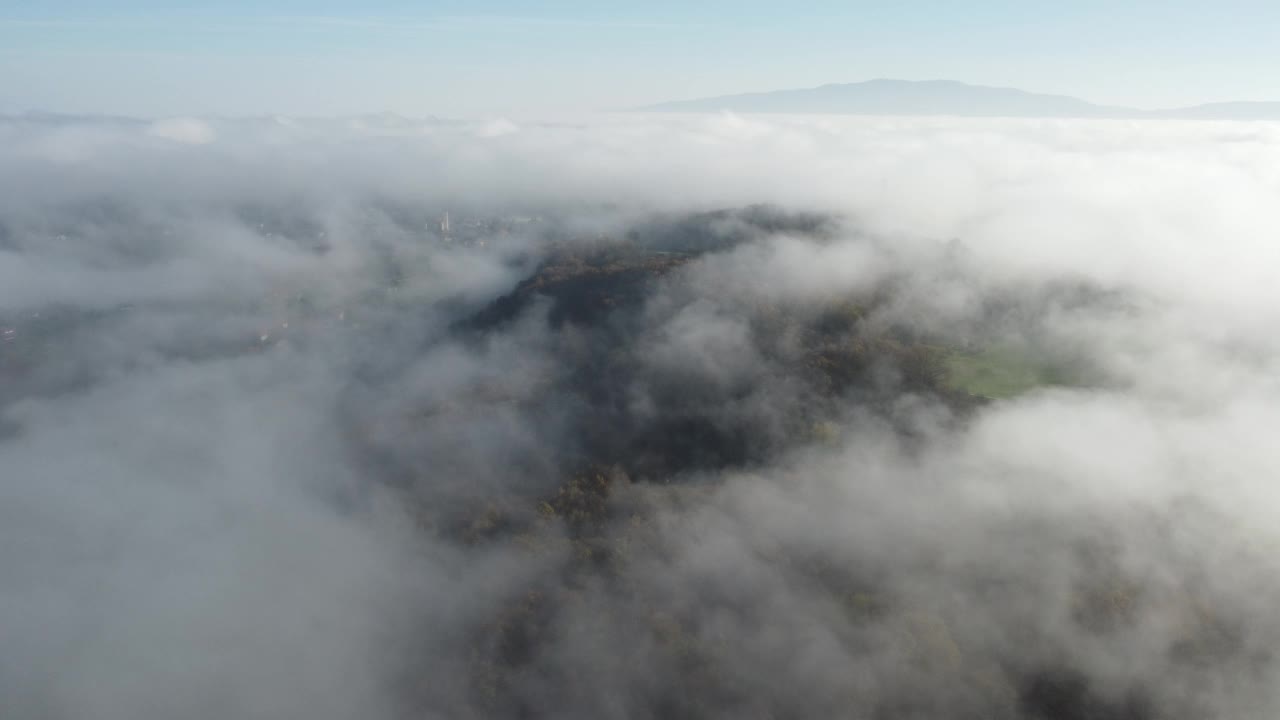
{"left": 640, "top": 79, "right": 1280, "bottom": 120}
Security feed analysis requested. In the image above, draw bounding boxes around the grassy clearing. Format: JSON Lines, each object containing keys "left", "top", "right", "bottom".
{"left": 944, "top": 346, "right": 1068, "bottom": 399}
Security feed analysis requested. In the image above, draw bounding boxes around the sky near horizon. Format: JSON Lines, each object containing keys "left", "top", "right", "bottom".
{"left": 4, "top": 1, "right": 1280, "bottom": 117}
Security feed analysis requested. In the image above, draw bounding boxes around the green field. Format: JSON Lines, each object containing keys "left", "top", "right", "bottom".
{"left": 944, "top": 346, "right": 1069, "bottom": 399}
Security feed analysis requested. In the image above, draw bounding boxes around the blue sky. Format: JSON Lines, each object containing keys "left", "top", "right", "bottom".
{"left": 3, "top": 1, "right": 1280, "bottom": 116}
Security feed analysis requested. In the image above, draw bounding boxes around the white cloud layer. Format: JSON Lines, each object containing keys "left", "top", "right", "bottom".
{"left": 4, "top": 111, "right": 1280, "bottom": 718}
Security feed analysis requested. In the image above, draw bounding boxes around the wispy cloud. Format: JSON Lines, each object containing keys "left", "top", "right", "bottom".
{"left": 270, "top": 14, "right": 695, "bottom": 31}
{"left": 0, "top": 13, "right": 695, "bottom": 32}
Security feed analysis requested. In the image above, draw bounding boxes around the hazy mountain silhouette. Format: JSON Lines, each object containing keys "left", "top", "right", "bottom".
{"left": 641, "top": 79, "right": 1280, "bottom": 120}
{"left": 1153, "top": 101, "right": 1280, "bottom": 120}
